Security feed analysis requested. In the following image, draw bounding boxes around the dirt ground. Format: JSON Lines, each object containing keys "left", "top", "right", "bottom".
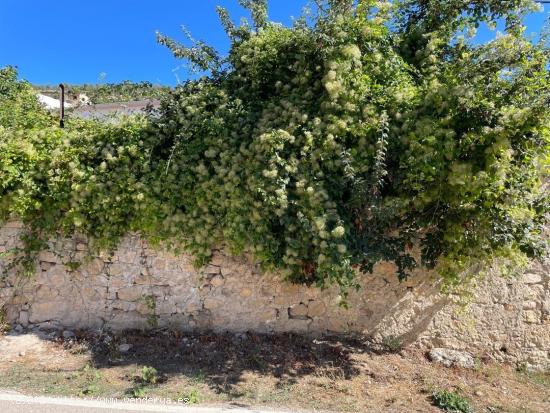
{"left": 0, "top": 330, "right": 548, "bottom": 413}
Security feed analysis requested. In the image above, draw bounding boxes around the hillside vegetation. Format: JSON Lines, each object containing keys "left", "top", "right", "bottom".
{"left": 34, "top": 81, "right": 170, "bottom": 104}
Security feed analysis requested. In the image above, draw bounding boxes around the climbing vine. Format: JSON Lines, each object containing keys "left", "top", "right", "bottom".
{"left": 1, "top": 0, "right": 549, "bottom": 298}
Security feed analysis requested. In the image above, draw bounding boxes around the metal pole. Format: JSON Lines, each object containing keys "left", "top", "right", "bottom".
{"left": 59, "top": 83, "right": 65, "bottom": 128}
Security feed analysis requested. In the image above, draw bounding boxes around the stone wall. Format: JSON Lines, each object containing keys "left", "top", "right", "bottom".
{"left": 1, "top": 221, "right": 549, "bottom": 371}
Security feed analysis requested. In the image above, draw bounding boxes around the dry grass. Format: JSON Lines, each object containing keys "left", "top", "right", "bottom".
{"left": 0, "top": 330, "right": 548, "bottom": 412}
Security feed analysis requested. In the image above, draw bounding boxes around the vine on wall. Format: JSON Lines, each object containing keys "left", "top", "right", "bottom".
{"left": 1, "top": 0, "right": 549, "bottom": 299}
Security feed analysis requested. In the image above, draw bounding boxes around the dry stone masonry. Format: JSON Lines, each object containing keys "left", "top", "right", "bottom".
{"left": 1, "top": 221, "right": 549, "bottom": 371}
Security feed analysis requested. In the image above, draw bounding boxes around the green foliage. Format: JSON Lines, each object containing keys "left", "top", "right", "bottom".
{"left": 0, "top": 0, "right": 548, "bottom": 298}
{"left": 0, "top": 306, "right": 10, "bottom": 334}
{"left": 142, "top": 294, "right": 158, "bottom": 328}
{"left": 0, "top": 66, "right": 52, "bottom": 129}
{"left": 181, "top": 388, "right": 201, "bottom": 404}
{"left": 127, "top": 366, "right": 159, "bottom": 397}
{"left": 128, "top": 386, "right": 146, "bottom": 398}
{"left": 0, "top": 111, "right": 151, "bottom": 275}
{"left": 78, "top": 364, "right": 102, "bottom": 396}
{"left": 0, "top": 70, "right": 154, "bottom": 275}
{"left": 150, "top": 0, "right": 549, "bottom": 295}
{"left": 431, "top": 389, "right": 473, "bottom": 413}
{"left": 139, "top": 366, "right": 159, "bottom": 385}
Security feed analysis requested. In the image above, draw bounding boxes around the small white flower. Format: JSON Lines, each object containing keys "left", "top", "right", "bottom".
{"left": 315, "top": 217, "right": 326, "bottom": 230}
{"left": 342, "top": 44, "right": 361, "bottom": 60}
{"left": 332, "top": 226, "right": 345, "bottom": 238}
{"left": 262, "top": 169, "right": 278, "bottom": 179}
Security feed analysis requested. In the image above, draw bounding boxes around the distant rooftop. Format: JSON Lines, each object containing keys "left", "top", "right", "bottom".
{"left": 37, "top": 93, "right": 73, "bottom": 110}
{"left": 70, "top": 99, "right": 160, "bottom": 120}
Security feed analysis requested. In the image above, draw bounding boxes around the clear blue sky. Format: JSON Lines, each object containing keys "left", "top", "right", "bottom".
{"left": 0, "top": 1, "right": 547, "bottom": 86}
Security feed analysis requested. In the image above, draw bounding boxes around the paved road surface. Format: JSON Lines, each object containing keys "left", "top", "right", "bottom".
{"left": 0, "top": 392, "right": 298, "bottom": 413}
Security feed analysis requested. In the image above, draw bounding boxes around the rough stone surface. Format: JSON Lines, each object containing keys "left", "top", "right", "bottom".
{"left": 0, "top": 222, "right": 549, "bottom": 371}
{"left": 429, "top": 348, "right": 476, "bottom": 369}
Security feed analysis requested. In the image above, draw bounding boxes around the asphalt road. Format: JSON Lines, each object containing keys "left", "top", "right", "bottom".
{"left": 0, "top": 392, "right": 298, "bottom": 413}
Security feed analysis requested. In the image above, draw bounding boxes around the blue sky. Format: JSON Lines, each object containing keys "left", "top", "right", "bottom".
{"left": 0, "top": 1, "right": 547, "bottom": 86}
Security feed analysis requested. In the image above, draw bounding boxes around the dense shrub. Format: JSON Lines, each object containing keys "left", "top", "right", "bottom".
{"left": 151, "top": 0, "right": 549, "bottom": 293}
{"left": 431, "top": 389, "right": 473, "bottom": 413}
{"left": 0, "top": 67, "right": 152, "bottom": 273}
{"left": 1, "top": 0, "right": 549, "bottom": 298}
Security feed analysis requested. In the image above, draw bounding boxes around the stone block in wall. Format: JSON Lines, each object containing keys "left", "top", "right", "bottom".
{"left": 203, "top": 297, "right": 223, "bottom": 310}
{"left": 257, "top": 308, "right": 278, "bottom": 322}
{"left": 112, "top": 301, "right": 137, "bottom": 312}
{"left": 523, "top": 273, "right": 543, "bottom": 284}
{"left": 108, "top": 310, "right": 149, "bottom": 331}
{"left": 273, "top": 295, "right": 290, "bottom": 306}
{"left": 116, "top": 287, "right": 145, "bottom": 302}
{"left": 18, "top": 310, "right": 29, "bottom": 326}
{"left": 289, "top": 303, "right": 309, "bottom": 319}
{"left": 239, "top": 288, "right": 253, "bottom": 298}
{"left": 108, "top": 277, "right": 132, "bottom": 289}
{"left": 308, "top": 300, "right": 326, "bottom": 317}
{"left": 9, "top": 294, "right": 30, "bottom": 306}
{"left": 152, "top": 258, "right": 167, "bottom": 271}
{"left": 183, "top": 300, "right": 202, "bottom": 314}
{"left": 115, "top": 250, "right": 138, "bottom": 264}
{"left": 3, "top": 305, "right": 19, "bottom": 324}
{"left": 210, "top": 275, "right": 224, "bottom": 288}
{"left": 38, "top": 251, "right": 58, "bottom": 264}
{"left": 279, "top": 282, "right": 304, "bottom": 296}
{"left": 28, "top": 301, "right": 69, "bottom": 324}
{"left": 34, "top": 285, "right": 58, "bottom": 301}
{"left": 4, "top": 221, "right": 24, "bottom": 229}
{"left": 284, "top": 318, "right": 312, "bottom": 333}
{"left": 83, "top": 259, "right": 106, "bottom": 275}
{"left": 155, "top": 299, "right": 177, "bottom": 315}
{"left": 523, "top": 310, "right": 541, "bottom": 324}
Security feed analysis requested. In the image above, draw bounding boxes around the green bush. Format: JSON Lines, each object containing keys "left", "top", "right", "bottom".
{"left": 432, "top": 389, "right": 473, "bottom": 413}
{"left": 0, "top": 0, "right": 548, "bottom": 299}
{"left": 181, "top": 388, "right": 200, "bottom": 404}
{"left": 139, "top": 366, "right": 159, "bottom": 385}
{"left": 0, "top": 70, "right": 152, "bottom": 274}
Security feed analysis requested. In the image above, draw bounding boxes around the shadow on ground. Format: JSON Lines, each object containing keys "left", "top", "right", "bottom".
{"left": 79, "top": 330, "right": 373, "bottom": 398}
{"left": 2, "top": 329, "right": 549, "bottom": 412}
